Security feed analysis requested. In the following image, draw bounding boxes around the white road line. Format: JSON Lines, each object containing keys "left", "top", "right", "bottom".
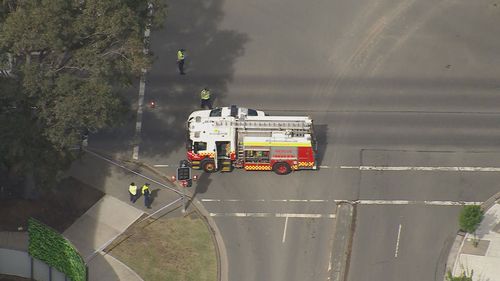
{"left": 132, "top": 146, "right": 140, "bottom": 161}
{"left": 395, "top": 223, "right": 402, "bottom": 258}
{"left": 357, "top": 200, "right": 410, "bottom": 205}
{"left": 202, "top": 199, "right": 327, "bottom": 203}
{"left": 153, "top": 164, "right": 169, "bottom": 167}
{"left": 356, "top": 200, "right": 482, "bottom": 206}
{"left": 282, "top": 215, "right": 289, "bottom": 243}
{"left": 201, "top": 199, "right": 482, "bottom": 206}
{"left": 132, "top": 71, "right": 147, "bottom": 160}
{"left": 209, "top": 213, "right": 336, "bottom": 218}
{"left": 319, "top": 165, "right": 331, "bottom": 169}
{"left": 341, "top": 165, "right": 500, "bottom": 172}
{"left": 132, "top": 18, "right": 152, "bottom": 161}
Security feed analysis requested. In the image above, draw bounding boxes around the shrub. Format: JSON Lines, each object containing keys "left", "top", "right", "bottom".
{"left": 28, "top": 218, "right": 86, "bottom": 281}
{"left": 459, "top": 205, "right": 483, "bottom": 234}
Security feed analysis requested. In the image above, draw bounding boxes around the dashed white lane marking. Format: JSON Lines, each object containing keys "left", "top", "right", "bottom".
{"left": 209, "top": 213, "right": 336, "bottom": 218}
{"left": 153, "top": 164, "right": 169, "bottom": 167}
{"left": 341, "top": 165, "right": 500, "bottom": 172}
{"left": 282, "top": 215, "right": 289, "bottom": 243}
{"left": 201, "top": 199, "right": 482, "bottom": 206}
{"left": 395, "top": 223, "right": 402, "bottom": 258}
{"left": 319, "top": 165, "right": 331, "bottom": 169}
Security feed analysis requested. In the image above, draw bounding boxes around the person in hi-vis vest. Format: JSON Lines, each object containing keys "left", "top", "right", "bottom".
{"left": 177, "top": 49, "right": 185, "bottom": 75}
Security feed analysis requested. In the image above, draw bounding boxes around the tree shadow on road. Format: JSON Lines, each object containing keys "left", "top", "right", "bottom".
{"left": 139, "top": 0, "right": 249, "bottom": 161}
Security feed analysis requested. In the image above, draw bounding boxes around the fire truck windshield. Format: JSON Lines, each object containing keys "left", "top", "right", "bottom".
{"left": 193, "top": 142, "right": 207, "bottom": 153}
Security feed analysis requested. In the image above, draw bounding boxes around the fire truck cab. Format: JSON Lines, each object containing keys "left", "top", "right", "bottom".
{"left": 186, "top": 114, "right": 317, "bottom": 175}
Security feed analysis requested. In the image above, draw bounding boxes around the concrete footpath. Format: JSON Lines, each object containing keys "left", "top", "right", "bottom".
{"left": 66, "top": 150, "right": 184, "bottom": 281}
{"left": 446, "top": 192, "right": 500, "bottom": 281}
{"left": 0, "top": 199, "right": 146, "bottom": 281}
{"left": 1, "top": 149, "right": 186, "bottom": 281}
{"left": 63, "top": 195, "right": 144, "bottom": 281}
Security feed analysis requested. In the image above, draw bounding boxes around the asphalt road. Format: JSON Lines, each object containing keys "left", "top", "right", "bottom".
{"left": 91, "top": 0, "right": 500, "bottom": 280}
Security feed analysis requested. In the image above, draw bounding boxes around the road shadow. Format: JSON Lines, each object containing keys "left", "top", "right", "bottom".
{"left": 185, "top": 172, "right": 212, "bottom": 210}
{"left": 139, "top": 0, "right": 249, "bottom": 160}
{"left": 149, "top": 188, "right": 160, "bottom": 207}
{"left": 314, "top": 124, "right": 328, "bottom": 166}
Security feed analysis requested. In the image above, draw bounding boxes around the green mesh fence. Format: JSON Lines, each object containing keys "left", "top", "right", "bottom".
{"left": 28, "top": 218, "right": 87, "bottom": 281}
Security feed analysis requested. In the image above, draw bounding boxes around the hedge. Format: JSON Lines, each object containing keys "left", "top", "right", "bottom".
{"left": 28, "top": 218, "right": 86, "bottom": 281}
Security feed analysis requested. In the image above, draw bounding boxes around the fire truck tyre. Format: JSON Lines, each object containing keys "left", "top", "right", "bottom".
{"left": 202, "top": 160, "right": 217, "bottom": 173}
{"left": 273, "top": 162, "right": 291, "bottom": 175}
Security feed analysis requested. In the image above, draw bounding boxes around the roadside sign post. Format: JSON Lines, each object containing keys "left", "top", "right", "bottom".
{"left": 177, "top": 160, "right": 192, "bottom": 213}
{"left": 180, "top": 180, "right": 187, "bottom": 213}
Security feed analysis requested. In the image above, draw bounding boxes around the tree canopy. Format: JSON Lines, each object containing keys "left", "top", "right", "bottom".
{"left": 459, "top": 205, "right": 484, "bottom": 234}
{"left": 0, "top": 0, "right": 166, "bottom": 194}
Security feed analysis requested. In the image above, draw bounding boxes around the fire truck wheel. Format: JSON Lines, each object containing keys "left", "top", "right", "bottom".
{"left": 202, "top": 160, "right": 217, "bottom": 173}
{"left": 273, "top": 162, "right": 291, "bottom": 175}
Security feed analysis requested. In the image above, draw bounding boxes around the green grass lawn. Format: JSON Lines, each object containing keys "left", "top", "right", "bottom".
{"left": 110, "top": 214, "right": 217, "bottom": 281}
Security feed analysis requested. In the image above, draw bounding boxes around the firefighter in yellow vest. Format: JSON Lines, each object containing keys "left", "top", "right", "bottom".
{"left": 141, "top": 183, "right": 152, "bottom": 209}
{"left": 200, "top": 88, "right": 212, "bottom": 109}
{"left": 128, "top": 182, "right": 138, "bottom": 203}
{"left": 177, "top": 49, "right": 185, "bottom": 75}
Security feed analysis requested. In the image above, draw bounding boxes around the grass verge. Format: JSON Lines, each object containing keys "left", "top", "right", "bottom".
{"left": 109, "top": 212, "right": 217, "bottom": 281}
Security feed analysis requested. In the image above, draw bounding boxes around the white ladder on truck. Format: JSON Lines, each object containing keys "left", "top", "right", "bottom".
{"left": 215, "top": 117, "right": 313, "bottom": 134}
{"left": 213, "top": 116, "right": 314, "bottom": 160}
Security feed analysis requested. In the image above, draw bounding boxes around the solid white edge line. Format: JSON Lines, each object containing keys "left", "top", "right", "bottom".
{"left": 282, "top": 215, "right": 289, "bottom": 243}
{"left": 340, "top": 165, "right": 500, "bottom": 172}
{"left": 201, "top": 199, "right": 482, "bottom": 206}
{"left": 132, "top": 72, "right": 147, "bottom": 160}
{"left": 395, "top": 223, "right": 402, "bottom": 258}
{"left": 202, "top": 199, "right": 328, "bottom": 203}
{"left": 209, "top": 213, "right": 336, "bottom": 218}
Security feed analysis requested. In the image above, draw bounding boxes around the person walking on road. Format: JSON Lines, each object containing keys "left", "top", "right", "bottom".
{"left": 142, "top": 183, "right": 152, "bottom": 209}
{"left": 128, "top": 182, "right": 138, "bottom": 203}
{"left": 200, "top": 88, "right": 212, "bottom": 109}
{"left": 177, "top": 48, "right": 186, "bottom": 75}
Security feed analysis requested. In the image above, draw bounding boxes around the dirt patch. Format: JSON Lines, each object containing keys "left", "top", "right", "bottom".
{"left": 0, "top": 177, "right": 103, "bottom": 232}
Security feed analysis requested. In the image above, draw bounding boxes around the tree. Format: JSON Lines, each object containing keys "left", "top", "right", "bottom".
{"left": 0, "top": 0, "right": 166, "bottom": 194}
{"left": 459, "top": 205, "right": 484, "bottom": 247}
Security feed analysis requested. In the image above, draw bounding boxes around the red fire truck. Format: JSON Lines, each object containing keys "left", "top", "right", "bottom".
{"left": 186, "top": 113, "right": 317, "bottom": 175}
